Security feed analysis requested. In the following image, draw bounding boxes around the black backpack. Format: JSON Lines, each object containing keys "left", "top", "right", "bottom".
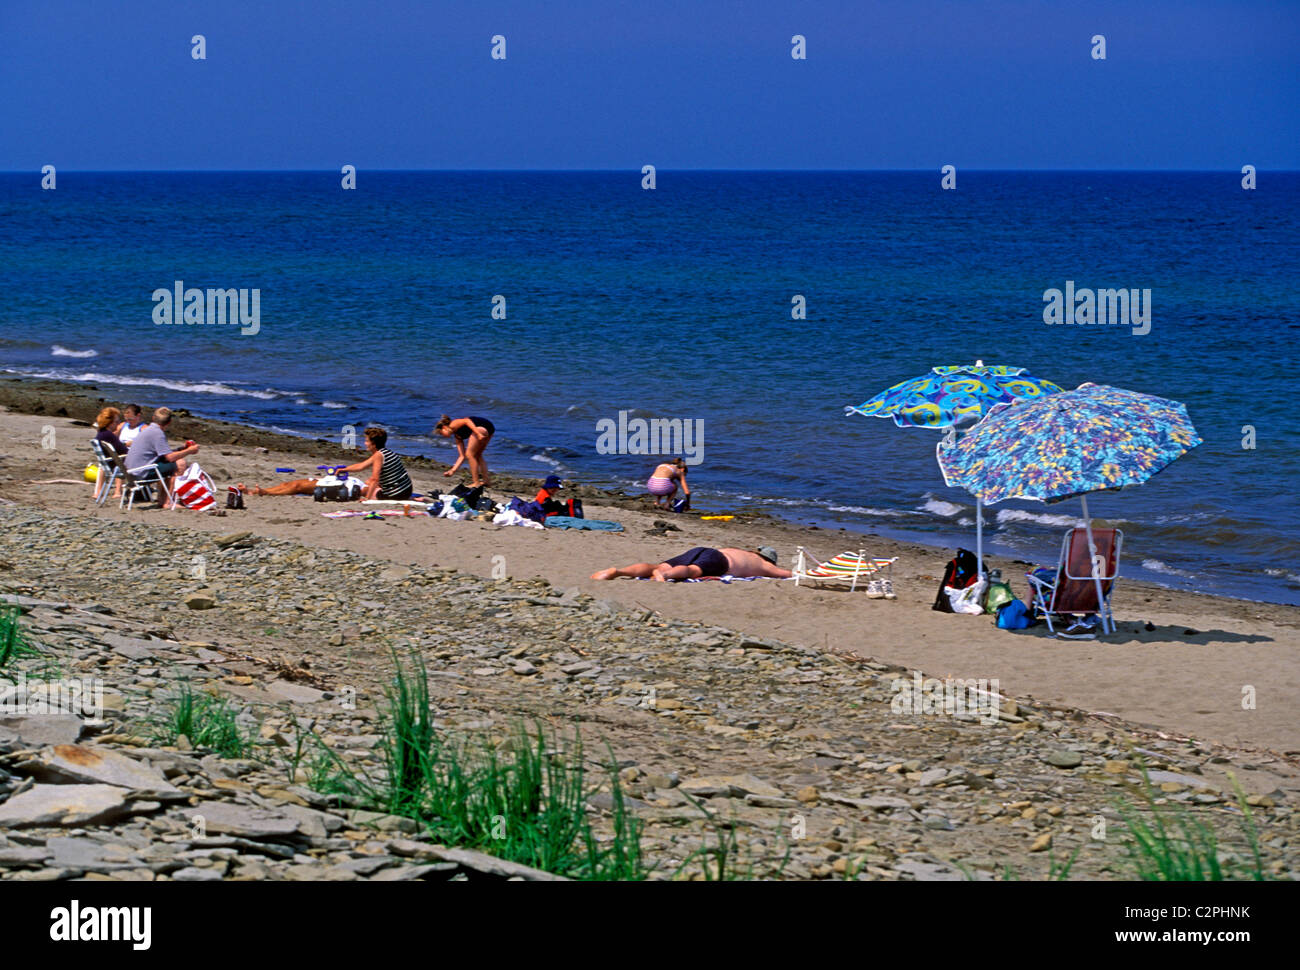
{"left": 932, "top": 548, "right": 980, "bottom": 612}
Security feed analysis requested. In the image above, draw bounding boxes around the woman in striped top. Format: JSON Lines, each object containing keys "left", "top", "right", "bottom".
{"left": 346, "top": 426, "right": 414, "bottom": 501}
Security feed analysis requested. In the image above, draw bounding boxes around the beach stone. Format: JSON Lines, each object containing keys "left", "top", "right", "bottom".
{"left": 47, "top": 836, "right": 142, "bottom": 872}
{"left": 0, "top": 715, "right": 84, "bottom": 748}
{"left": 183, "top": 593, "right": 217, "bottom": 610}
{"left": 0, "top": 845, "right": 54, "bottom": 867}
{"left": 265, "top": 680, "right": 326, "bottom": 704}
{"left": 679, "top": 774, "right": 782, "bottom": 800}
{"left": 171, "top": 866, "right": 225, "bottom": 881}
{"left": 21, "top": 744, "right": 178, "bottom": 793}
{"left": 1044, "top": 750, "right": 1084, "bottom": 769}
{"left": 1146, "top": 770, "right": 1218, "bottom": 791}
{"left": 1030, "top": 833, "right": 1053, "bottom": 852}
{"left": 0, "top": 783, "right": 134, "bottom": 827}
{"left": 189, "top": 802, "right": 303, "bottom": 841}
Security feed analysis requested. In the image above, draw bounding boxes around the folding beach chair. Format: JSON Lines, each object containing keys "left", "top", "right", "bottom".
{"left": 1025, "top": 526, "right": 1123, "bottom": 636}
{"left": 121, "top": 460, "right": 175, "bottom": 512}
{"left": 792, "top": 547, "right": 898, "bottom": 597}
{"left": 89, "top": 439, "right": 123, "bottom": 506}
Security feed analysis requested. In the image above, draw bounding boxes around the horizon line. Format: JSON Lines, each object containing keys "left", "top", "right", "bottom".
{"left": 5, "top": 167, "right": 1295, "bottom": 175}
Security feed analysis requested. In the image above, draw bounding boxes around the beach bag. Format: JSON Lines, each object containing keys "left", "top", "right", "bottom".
{"left": 508, "top": 496, "right": 547, "bottom": 524}
{"left": 996, "top": 598, "right": 1033, "bottom": 630}
{"left": 174, "top": 464, "right": 216, "bottom": 512}
{"left": 984, "top": 580, "right": 1014, "bottom": 615}
{"left": 452, "top": 484, "right": 485, "bottom": 509}
{"left": 946, "top": 578, "right": 987, "bottom": 615}
{"left": 932, "top": 549, "right": 980, "bottom": 612}
{"left": 226, "top": 486, "right": 245, "bottom": 510}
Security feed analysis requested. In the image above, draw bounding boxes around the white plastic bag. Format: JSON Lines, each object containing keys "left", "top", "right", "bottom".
{"left": 946, "top": 579, "right": 987, "bottom": 615}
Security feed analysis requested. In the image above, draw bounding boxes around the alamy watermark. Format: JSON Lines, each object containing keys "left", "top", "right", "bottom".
{"left": 152, "top": 281, "right": 260, "bottom": 335}
{"left": 890, "top": 672, "right": 1002, "bottom": 725}
{"left": 1042, "top": 281, "right": 1150, "bottom": 335}
{"left": 1, "top": 674, "right": 104, "bottom": 720}
{"left": 595, "top": 411, "right": 703, "bottom": 465}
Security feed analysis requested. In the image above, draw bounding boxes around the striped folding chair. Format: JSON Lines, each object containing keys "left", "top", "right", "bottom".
{"left": 793, "top": 548, "right": 898, "bottom": 598}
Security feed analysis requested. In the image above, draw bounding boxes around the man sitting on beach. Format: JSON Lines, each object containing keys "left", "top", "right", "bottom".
{"left": 591, "top": 545, "right": 790, "bottom": 582}
{"left": 123, "top": 407, "right": 198, "bottom": 509}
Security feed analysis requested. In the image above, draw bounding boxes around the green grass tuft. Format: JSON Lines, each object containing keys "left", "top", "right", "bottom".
{"left": 1116, "top": 765, "right": 1269, "bottom": 881}
{"left": 149, "top": 679, "right": 251, "bottom": 758}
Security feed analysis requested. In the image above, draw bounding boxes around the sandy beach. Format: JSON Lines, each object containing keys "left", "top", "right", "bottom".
{"left": 2, "top": 377, "right": 1297, "bottom": 757}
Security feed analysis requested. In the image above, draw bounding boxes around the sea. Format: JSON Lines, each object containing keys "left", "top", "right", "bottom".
{"left": 2, "top": 171, "right": 1298, "bottom": 605}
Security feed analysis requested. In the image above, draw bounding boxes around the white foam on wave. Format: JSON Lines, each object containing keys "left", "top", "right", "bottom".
{"left": 51, "top": 345, "right": 98, "bottom": 359}
{"left": 1264, "top": 568, "right": 1300, "bottom": 585}
{"left": 321, "top": 401, "right": 348, "bottom": 409}
{"left": 3, "top": 367, "right": 280, "bottom": 400}
{"left": 530, "top": 453, "right": 564, "bottom": 470}
{"left": 1142, "top": 558, "right": 1194, "bottom": 577}
{"left": 997, "top": 508, "right": 1079, "bottom": 529}
{"left": 826, "top": 504, "right": 919, "bottom": 519}
{"left": 920, "top": 498, "right": 964, "bottom": 517}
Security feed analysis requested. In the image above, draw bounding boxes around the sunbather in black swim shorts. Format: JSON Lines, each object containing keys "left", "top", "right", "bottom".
{"left": 662, "top": 546, "right": 729, "bottom": 577}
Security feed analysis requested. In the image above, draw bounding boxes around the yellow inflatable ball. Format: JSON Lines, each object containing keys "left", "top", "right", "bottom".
{"left": 84, "top": 463, "right": 100, "bottom": 483}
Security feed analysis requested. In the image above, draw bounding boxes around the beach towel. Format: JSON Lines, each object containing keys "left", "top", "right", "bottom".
{"left": 635, "top": 575, "right": 757, "bottom": 583}
{"left": 544, "top": 517, "right": 623, "bottom": 532}
{"left": 493, "top": 509, "right": 544, "bottom": 529}
{"left": 174, "top": 463, "right": 216, "bottom": 512}
{"left": 322, "top": 508, "right": 429, "bottom": 519}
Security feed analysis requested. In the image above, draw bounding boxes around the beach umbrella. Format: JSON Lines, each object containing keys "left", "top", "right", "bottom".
{"left": 845, "top": 362, "right": 1063, "bottom": 577}
{"left": 936, "top": 383, "right": 1202, "bottom": 633}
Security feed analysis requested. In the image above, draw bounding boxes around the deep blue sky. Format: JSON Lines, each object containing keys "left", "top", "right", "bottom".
{"left": 2, "top": 0, "right": 1296, "bottom": 170}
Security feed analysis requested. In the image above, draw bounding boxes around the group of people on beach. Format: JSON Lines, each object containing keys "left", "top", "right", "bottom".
{"left": 236, "top": 416, "right": 497, "bottom": 502}
{"left": 93, "top": 404, "right": 199, "bottom": 507}
{"left": 91, "top": 404, "right": 785, "bottom": 583}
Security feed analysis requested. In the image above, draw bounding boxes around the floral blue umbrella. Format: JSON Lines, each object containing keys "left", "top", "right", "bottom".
{"left": 846, "top": 363, "right": 1063, "bottom": 429}
{"left": 846, "top": 362, "right": 1064, "bottom": 577}
{"left": 937, "top": 383, "right": 1202, "bottom": 632}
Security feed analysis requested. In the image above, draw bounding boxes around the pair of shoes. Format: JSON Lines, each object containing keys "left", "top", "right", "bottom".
{"left": 882, "top": 579, "right": 897, "bottom": 600}
{"left": 866, "top": 580, "right": 885, "bottom": 599}
{"left": 1057, "top": 618, "right": 1098, "bottom": 640}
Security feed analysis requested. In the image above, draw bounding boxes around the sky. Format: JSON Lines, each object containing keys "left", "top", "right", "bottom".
{"left": 1, "top": 0, "right": 1296, "bottom": 170}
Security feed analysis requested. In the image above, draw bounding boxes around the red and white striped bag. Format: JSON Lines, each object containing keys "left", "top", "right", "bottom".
{"left": 174, "top": 463, "right": 216, "bottom": 512}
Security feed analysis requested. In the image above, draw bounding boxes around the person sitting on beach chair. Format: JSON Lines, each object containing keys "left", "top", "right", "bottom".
{"left": 123, "top": 407, "right": 199, "bottom": 509}
{"left": 591, "top": 545, "right": 790, "bottom": 582}
{"left": 238, "top": 426, "right": 413, "bottom": 501}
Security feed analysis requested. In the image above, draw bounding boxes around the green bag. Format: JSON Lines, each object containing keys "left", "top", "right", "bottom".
{"left": 984, "top": 581, "right": 1014, "bottom": 615}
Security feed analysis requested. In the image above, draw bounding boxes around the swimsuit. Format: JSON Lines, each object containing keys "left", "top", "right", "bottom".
{"left": 454, "top": 416, "right": 495, "bottom": 440}
{"left": 377, "top": 447, "right": 414, "bottom": 500}
{"left": 662, "top": 546, "right": 729, "bottom": 578}
{"left": 647, "top": 475, "right": 677, "bottom": 495}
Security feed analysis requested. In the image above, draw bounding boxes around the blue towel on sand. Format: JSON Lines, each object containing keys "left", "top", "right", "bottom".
{"left": 544, "top": 517, "right": 623, "bottom": 531}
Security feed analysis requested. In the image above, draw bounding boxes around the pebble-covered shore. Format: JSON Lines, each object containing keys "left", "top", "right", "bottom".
{"left": 1, "top": 502, "right": 1295, "bottom": 880}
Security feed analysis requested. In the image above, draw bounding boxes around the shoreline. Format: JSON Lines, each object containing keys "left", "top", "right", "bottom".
{"left": 1, "top": 373, "right": 1291, "bottom": 608}
{"left": 0, "top": 379, "right": 1297, "bottom": 756}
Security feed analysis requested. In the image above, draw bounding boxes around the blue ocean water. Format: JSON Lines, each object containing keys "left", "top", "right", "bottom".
{"left": 2, "top": 171, "right": 1298, "bottom": 604}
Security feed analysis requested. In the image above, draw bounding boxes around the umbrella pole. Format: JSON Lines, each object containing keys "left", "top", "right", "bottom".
{"left": 976, "top": 497, "right": 984, "bottom": 580}
{"left": 1080, "top": 495, "right": 1110, "bottom": 634}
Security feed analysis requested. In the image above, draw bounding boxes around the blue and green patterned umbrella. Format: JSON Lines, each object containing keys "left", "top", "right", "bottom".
{"left": 845, "top": 364, "right": 1063, "bottom": 430}
{"left": 937, "top": 383, "right": 1201, "bottom": 633}
{"left": 845, "top": 362, "right": 1064, "bottom": 580}
{"left": 936, "top": 383, "right": 1201, "bottom": 506}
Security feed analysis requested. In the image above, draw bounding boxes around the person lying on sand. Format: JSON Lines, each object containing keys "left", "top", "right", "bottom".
{"left": 591, "top": 545, "right": 790, "bottom": 582}
{"left": 238, "top": 427, "right": 414, "bottom": 501}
